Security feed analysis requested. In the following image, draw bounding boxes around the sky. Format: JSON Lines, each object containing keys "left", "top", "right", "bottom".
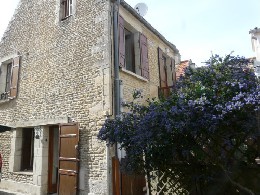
{"left": 0, "top": 0, "right": 260, "bottom": 66}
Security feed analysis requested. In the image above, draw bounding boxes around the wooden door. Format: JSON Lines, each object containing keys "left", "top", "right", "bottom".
{"left": 58, "top": 123, "right": 79, "bottom": 195}
{"left": 113, "top": 157, "right": 147, "bottom": 195}
{"left": 121, "top": 173, "right": 146, "bottom": 195}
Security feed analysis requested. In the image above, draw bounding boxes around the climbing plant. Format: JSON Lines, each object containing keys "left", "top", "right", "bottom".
{"left": 98, "top": 54, "right": 260, "bottom": 194}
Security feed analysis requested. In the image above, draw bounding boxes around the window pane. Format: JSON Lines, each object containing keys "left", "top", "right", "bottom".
{"left": 5, "top": 63, "right": 12, "bottom": 93}
{"left": 125, "top": 29, "right": 135, "bottom": 73}
{"left": 21, "top": 128, "right": 34, "bottom": 171}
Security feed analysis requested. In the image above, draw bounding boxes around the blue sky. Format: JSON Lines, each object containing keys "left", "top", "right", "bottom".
{"left": 1, "top": 0, "right": 259, "bottom": 65}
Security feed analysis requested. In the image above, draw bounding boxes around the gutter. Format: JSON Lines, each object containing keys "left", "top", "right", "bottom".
{"left": 120, "top": 0, "right": 179, "bottom": 55}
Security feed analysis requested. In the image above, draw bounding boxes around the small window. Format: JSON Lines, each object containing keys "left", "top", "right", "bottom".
{"left": 0, "top": 63, "right": 12, "bottom": 100}
{"left": 125, "top": 29, "right": 135, "bottom": 73}
{"left": 61, "top": 0, "right": 73, "bottom": 20}
{"left": 118, "top": 15, "right": 149, "bottom": 79}
{"left": 5, "top": 63, "right": 12, "bottom": 93}
{"left": 0, "top": 56, "right": 20, "bottom": 100}
{"left": 158, "top": 48, "right": 175, "bottom": 98}
{"left": 21, "top": 128, "right": 34, "bottom": 171}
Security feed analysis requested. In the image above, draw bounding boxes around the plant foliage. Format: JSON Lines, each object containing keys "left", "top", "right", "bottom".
{"left": 98, "top": 55, "right": 260, "bottom": 194}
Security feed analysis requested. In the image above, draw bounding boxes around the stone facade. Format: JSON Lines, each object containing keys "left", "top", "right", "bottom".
{"left": 0, "top": 0, "right": 180, "bottom": 195}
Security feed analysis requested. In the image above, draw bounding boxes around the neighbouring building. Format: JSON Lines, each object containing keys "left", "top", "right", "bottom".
{"left": 249, "top": 27, "right": 260, "bottom": 77}
{"left": 0, "top": 0, "right": 180, "bottom": 195}
{"left": 175, "top": 59, "right": 195, "bottom": 80}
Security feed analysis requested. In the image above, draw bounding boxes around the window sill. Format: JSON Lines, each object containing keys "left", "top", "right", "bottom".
{"left": 121, "top": 68, "right": 148, "bottom": 82}
{"left": 13, "top": 171, "right": 33, "bottom": 176}
{"left": 61, "top": 15, "right": 72, "bottom": 21}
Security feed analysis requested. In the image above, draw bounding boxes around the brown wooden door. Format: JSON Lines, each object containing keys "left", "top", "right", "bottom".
{"left": 121, "top": 173, "right": 147, "bottom": 195}
{"left": 58, "top": 123, "right": 79, "bottom": 195}
{"left": 113, "top": 157, "right": 147, "bottom": 195}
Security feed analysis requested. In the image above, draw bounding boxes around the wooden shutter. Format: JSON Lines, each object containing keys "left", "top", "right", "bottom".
{"left": 140, "top": 33, "right": 149, "bottom": 79}
{"left": 58, "top": 123, "right": 79, "bottom": 195}
{"left": 9, "top": 56, "right": 20, "bottom": 99}
{"left": 167, "top": 58, "right": 175, "bottom": 87}
{"left": 118, "top": 15, "right": 126, "bottom": 68}
{"left": 170, "top": 58, "right": 176, "bottom": 85}
{"left": 158, "top": 48, "right": 167, "bottom": 88}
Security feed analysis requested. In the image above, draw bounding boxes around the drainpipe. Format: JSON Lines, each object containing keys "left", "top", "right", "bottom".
{"left": 113, "top": 0, "right": 121, "bottom": 158}
{"left": 112, "top": 1, "right": 122, "bottom": 195}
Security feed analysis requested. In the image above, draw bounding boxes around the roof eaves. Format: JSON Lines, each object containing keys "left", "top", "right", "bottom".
{"left": 120, "top": 0, "right": 179, "bottom": 54}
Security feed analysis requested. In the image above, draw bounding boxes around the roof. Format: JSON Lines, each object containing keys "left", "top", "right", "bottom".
{"left": 176, "top": 60, "right": 190, "bottom": 80}
{"left": 120, "top": 0, "right": 179, "bottom": 54}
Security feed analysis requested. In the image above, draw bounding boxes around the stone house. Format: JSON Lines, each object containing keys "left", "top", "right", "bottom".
{"left": 0, "top": 0, "right": 180, "bottom": 195}
{"left": 249, "top": 27, "right": 260, "bottom": 77}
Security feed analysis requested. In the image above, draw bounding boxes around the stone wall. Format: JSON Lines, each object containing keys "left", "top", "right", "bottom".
{"left": 0, "top": 0, "right": 112, "bottom": 194}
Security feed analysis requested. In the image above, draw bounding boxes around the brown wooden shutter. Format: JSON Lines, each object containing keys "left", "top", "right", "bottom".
{"left": 167, "top": 57, "right": 175, "bottom": 87}
{"left": 158, "top": 48, "right": 167, "bottom": 88}
{"left": 9, "top": 56, "right": 20, "bottom": 99}
{"left": 171, "top": 58, "right": 176, "bottom": 85}
{"left": 118, "top": 15, "right": 126, "bottom": 68}
{"left": 140, "top": 33, "right": 149, "bottom": 79}
{"left": 58, "top": 123, "right": 79, "bottom": 195}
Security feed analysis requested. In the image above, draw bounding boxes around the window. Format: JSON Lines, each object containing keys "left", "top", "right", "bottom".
{"left": 158, "top": 47, "right": 175, "bottom": 97}
{"left": 0, "top": 63, "right": 12, "bottom": 99}
{"left": 21, "top": 128, "right": 34, "bottom": 171}
{"left": 0, "top": 56, "right": 20, "bottom": 100}
{"left": 119, "top": 15, "right": 149, "bottom": 80}
{"left": 125, "top": 29, "right": 135, "bottom": 73}
{"left": 61, "top": 0, "right": 73, "bottom": 20}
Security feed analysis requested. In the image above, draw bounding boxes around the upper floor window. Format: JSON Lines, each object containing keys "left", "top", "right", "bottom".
{"left": 158, "top": 48, "right": 175, "bottom": 98}
{"left": 118, "top": 15, "right": 149, "bottom": 80}
{"left": 125, "top": 29, "right": 135, "bottom": 73}
{"left": 61, "top": 0, "right": 73, "bottom": 20}
{"left": 0, "top": 56, "right": 20, "bottom": 100}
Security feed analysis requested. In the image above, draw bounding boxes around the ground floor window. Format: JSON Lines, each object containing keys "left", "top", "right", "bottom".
{"left": 21, "top": 128, "right": 34, "bottom": 171}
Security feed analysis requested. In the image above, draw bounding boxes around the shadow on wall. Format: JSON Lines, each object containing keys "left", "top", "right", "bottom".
{"left": 0, "top": 192, "right": 17, "bottom": 195}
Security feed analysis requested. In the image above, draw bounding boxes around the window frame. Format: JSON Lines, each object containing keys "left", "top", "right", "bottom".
{"left": 5, "top": 63, "right": 12, "bottom": 94}
{"left": 60, "top": 0, "right": 73, "bottom": 20}
{"left": 124, "top": 28, "right": 136, "bottom": 73}
{"left": 21, "top": 128, "right": 34, "bottom": 171}
{"left": 0, "top": 56, "right": 20, "bottom": 101}
{"left": 0, "top": 60, "right": 13, "bottom": 100}
{"left": 158, "top": 47, "right": 176, "bottom": 98}
{"left": 119, "top": 15, "right": 149, "bottom": 79}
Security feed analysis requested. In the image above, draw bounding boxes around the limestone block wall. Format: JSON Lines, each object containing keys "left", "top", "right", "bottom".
{"left": 0, "top": 132, "right": 12, "bottom": 179}
{"left": 0, "top": 0, "right": 112, "bottom": 194}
